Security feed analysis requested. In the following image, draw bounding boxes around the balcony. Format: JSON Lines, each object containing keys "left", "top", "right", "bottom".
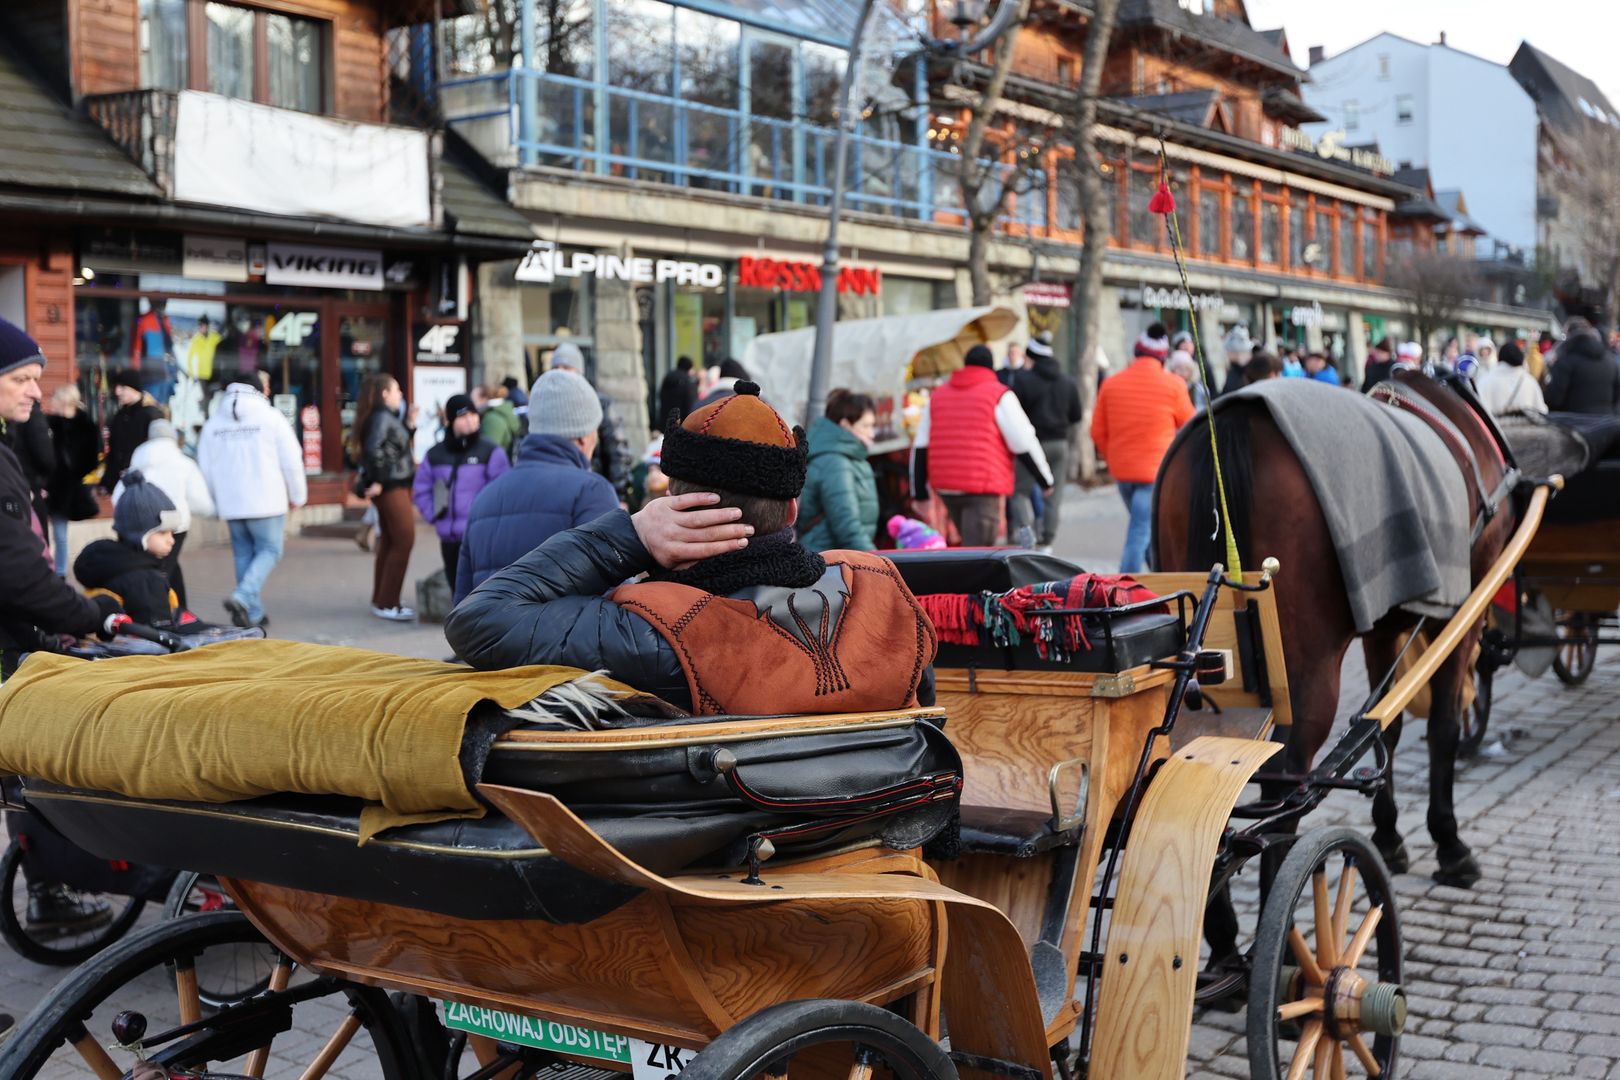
{"left": 86, "top": 90, "right": 438, "bottom": 230}
{"left": 442, "top": 67, "right": 966, "bottom": 222}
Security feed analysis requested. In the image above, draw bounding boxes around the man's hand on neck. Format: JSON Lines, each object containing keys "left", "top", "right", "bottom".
{"left": 631, "top": 492, "right": 753, "bottom": 568}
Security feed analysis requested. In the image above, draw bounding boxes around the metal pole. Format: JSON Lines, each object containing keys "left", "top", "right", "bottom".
{"left": 806, "top": 0, "right": 878, "bottom": 427}
{"left": 518, "top": 0, "right": 539, "bottom": 167}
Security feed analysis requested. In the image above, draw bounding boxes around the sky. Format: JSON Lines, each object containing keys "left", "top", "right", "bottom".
{"left": 1242, "top": 0, "right": 1620, "bottom": 108}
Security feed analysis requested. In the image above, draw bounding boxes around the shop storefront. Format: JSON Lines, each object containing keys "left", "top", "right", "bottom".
{"left": 73, "top": 228, "right": 449, "bottom": 477}
{"left": 510, "top": 239, "right": 950, "bottom": 426}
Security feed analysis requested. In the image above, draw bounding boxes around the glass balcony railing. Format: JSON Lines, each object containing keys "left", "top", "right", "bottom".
{"left": 443, "top": 67, "right": 968, "bottom": 221}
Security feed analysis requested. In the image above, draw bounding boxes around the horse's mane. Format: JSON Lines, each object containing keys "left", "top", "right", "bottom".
{"left": 1178, "top": 401, "right": 1257, "bottom": 573}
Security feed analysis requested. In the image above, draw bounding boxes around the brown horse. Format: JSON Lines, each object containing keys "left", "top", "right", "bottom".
{"left": 1155, "top": 370, "right": 1515, "bottom": 919}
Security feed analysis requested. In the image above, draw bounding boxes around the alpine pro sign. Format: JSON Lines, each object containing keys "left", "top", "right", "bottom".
{"left": 266, "top": 243, "right": 384, "bottom": 291}
{"left": 516, "top": 242, "right": 723, "bottom": 288}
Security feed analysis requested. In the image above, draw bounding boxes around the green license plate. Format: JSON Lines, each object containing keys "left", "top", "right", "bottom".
{"left": 439, "top": 1000, "right": 699, "bottom": 1077}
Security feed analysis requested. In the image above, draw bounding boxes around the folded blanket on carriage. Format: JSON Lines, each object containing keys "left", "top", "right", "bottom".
{"left": 1189, "top": 378, "right": 1471, "bottom": 634}
{"left": 0, "top": 640, "right": 645, "bottom": 841}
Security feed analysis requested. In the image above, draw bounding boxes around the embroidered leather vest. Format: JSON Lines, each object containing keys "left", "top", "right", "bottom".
{"left": 612, "top": 551, "right": 937, "bottom": 716}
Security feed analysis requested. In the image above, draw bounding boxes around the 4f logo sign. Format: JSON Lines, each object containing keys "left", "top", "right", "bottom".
{"left": 268, "top": 312, "right": 317, "bottom": 345}
{"left": 418, "top": 325, "right": 461, "bottom": 355}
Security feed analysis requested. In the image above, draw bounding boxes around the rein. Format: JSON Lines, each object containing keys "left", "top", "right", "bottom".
{"left": 1152, "top": 142, "right": 1242, "bottom": 577}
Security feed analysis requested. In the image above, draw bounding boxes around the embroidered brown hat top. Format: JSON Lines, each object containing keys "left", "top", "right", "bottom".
{"left": 660, "top": 381, "right": 808, "bottom": 499}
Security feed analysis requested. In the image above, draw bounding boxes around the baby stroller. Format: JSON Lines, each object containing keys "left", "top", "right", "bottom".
{"left": 2, "top": 617, "right": 264, "bottom": 967}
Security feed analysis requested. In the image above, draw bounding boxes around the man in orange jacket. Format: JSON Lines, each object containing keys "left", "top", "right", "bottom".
{"left": 1090, "top": 324, "right": 1194, "bottom": 572}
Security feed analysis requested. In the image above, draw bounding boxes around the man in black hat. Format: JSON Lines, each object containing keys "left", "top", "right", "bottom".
{"left": 447, "top": 382, "right": 935, "bottom": 716}
{"left": 102, "top": 368, "right": 163, "bottom": 493}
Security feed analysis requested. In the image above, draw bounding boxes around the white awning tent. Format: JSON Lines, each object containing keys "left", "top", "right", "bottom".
{"left": 743, "top": 307, "right": 1019, "bottom": 427}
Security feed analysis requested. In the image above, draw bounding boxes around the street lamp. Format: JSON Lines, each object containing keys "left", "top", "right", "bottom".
{"left": 805, "top": 0, "right": 1028, "bottom": 425}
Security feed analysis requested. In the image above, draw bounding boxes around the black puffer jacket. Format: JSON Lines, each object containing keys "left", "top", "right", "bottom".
{"left": 73, "top": 539, "right": 174, "bottom": 626}
{"left": 47, "top": 409, "right": 99, "bottom": 518}
{"left": 1544, "top": 333, "right": 1620, "bottom": 416}
{"left": 0, "top": 442, "right": 107, "bottom": 671}
{"left": 361, "top": 409, "right": 415, "bottom": 489}
{"left": 103, "top": 399, "right": 163, "bottom": 492}
{"left": 444, "top": 510, "right": 690, "bottom": 707}
{"left": 1008, "top": 355, "right": 1083, "bottom": 441}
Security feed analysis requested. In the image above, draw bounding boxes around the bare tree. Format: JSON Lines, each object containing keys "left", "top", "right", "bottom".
{"left": 1067, "top": 0, "right": 1122, "bottom": 482}
{"left": 1557, "top": 126, "right": 1620, "bottom": 329}
{"left": 1386, "top": 250, "right": 1484, "bottom": 350}
{"left": 953, "top": 0, "right": 1038, "bottom": 306}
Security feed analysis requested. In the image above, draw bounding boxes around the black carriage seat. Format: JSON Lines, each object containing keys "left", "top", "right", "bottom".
{"left": 881, "top": 548, "right": 1184, "bottom": 674}
{"left": 21, "top": 707, "right": 963, "bottom": 925}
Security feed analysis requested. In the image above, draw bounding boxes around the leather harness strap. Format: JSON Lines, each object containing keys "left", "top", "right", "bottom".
{"left": 1369, "top": 382, "right": 1517, "bottom": 541}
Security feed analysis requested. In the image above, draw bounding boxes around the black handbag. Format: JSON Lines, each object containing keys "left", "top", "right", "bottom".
{"left": 67, "top": 484, "right": 100, "bottom": 522}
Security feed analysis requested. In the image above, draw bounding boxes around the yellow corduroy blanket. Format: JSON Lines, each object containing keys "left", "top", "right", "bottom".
{"left": 0, "top": 639, "right": 631, "bottom": 842}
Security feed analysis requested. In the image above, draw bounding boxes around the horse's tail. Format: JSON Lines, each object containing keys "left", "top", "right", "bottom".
{"left": 1180, "top": 404, "right": 1256, "bottom": 574}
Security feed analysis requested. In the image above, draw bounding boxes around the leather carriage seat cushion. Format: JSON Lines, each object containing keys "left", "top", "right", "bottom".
{"left": 881, "top": 548, "right": 1084, "bottom": 595}
{"left": 931, "top": 610, "right": 1182, "bottom": 673}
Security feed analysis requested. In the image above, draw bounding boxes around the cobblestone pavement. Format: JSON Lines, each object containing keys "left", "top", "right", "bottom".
{"left": 4, "top": 521, "right": 1620, "bottom": 1077}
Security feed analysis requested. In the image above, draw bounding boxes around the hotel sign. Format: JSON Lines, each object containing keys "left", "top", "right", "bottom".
{"left": 1141, "top": 284, "right": 1223, "bottom": 313}
{"left": 1280, "top": 128, "right": 1395, "bottom": 177}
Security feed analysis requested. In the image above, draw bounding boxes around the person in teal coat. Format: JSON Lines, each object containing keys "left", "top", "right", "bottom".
{"left": 798, "top": 389, "right": 879, "bottom": 552}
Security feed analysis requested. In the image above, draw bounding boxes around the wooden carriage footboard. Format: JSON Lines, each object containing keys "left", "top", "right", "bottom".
{"left": 480, "top": 784, "right": 1056, "bottom": 1080}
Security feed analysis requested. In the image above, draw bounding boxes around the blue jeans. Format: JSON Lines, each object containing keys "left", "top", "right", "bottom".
{"left": 227, "top": 515, "right": 285, "bottom": 624}
{"left": 1117, "top": 482, "right": 1154, "bottom": 574}
{"left": 50, "top": 515, "right": 71, "bottom": 577}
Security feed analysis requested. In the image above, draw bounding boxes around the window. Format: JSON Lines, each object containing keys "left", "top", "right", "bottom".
{"left": 1378, "top": 54, "right": 1390, "bottom": 80}
{"left": 1129, "top": 166, "right": 1160, "bottom": 247}
{"left": 1396, "top": 94, "right": 1415, "bottom": 124}
{"left": 1230, "top": 191, "right": 1253, "bottom": 260}
{"left": 1339, "top": 210, "right": 1356, "bottom": 276}
{"left": 1056, "top": 57, "right": 1074, "bottom": 85}
{"left": 1260, "top": 200, "right": 1281, "bottom": 264}
{"left": 1344, "top": 99, "right": 1359, "bottom": 131}
{"left": 1362, "top": 218, "right": 1378, "bottom": 278}
{"left": 1313, "top": 209, "right": 1332, "bottom": 269}
{"left": 1288, "top": 204, "right": 1306, "bottom": 267}
{"left": 267, "top": 14, "right": 322, "bottom": 113}
{"left": 1198, "top": 185, "right": 1222, "bottom": 257}
{"left": 139, "top": 1, "right": 325, "bottom": 112}
{"left": 139, "top": 0, "right": 187, "bottom": 91}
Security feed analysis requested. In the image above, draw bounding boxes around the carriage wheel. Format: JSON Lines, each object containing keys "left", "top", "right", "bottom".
{"left": 1552, "top": 614, "right": 1599, "bottom": 686}
{"left": 0, "top": 911, "right": 418, "bottom": 1080}
{"left": 1247, "top": 828, "right": 1403, "bottom": 1080}
{"left": 0, "top": 834, "right": 145, "bottom": 967}
{"left": 159, "top": 872, "right": 276, "bottom": 1009}
{"left": 678, "top": 999, "right": 957, "bottom": 1080}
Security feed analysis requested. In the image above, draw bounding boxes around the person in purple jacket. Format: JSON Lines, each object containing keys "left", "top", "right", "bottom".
{"left": 412, "top": 394, "right": 510, "bottom": 591}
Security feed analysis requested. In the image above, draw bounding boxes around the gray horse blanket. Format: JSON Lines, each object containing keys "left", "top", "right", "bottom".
{"left": 1210, "top": 379, "right": 1471, "bottom": 634}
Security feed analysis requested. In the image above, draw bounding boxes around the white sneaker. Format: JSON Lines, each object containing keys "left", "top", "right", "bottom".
{"left": 371, "top": 605, "right": 416, "bottom": 622}
{"left": 1037, "top": 544, "right": 1055, "bottom": 556}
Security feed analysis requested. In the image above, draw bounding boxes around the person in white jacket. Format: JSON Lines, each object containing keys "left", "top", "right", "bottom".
{"left": 197, "top": 378, "right": 307, "bottom": 628}
{"left": 112, "top": 418, "right": 213, "bottom": 611}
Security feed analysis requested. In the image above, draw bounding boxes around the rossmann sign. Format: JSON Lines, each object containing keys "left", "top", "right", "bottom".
{"left": 737, "top": 256, "right": 881, "bottom": 296}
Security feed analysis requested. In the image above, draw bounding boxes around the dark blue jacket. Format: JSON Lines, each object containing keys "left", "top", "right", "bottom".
{"left": 453, "top": 433, "right": 619, "bottom": 603}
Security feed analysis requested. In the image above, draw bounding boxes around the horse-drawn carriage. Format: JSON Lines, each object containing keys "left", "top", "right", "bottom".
{"left": 0, "top": 478, "right": 1554, "bottom": 1080}
{"left": 1468, "top": 423, "right": 1620, "bottom": 753}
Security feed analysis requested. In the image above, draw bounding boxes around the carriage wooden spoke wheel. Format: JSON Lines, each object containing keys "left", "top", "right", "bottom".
{"left": 0, "top": 912, "right": 417, "bottom": 1080}
{"left": 1248, "top": 828, "right": 1405, "bottom": 1080}
{"left": 678, "top": 1000, "right": 956, "bottom": 1080}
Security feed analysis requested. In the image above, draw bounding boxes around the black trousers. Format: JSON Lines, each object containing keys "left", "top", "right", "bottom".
{"left": 159, "top": 530, "right": 188, "bottom": 612}
{"left": 440, "top": 540, "right": 461, "bottom": 593}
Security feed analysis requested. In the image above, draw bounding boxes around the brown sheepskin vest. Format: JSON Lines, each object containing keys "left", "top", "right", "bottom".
{"left": 612, "top": 551, "right": 937, "bottom": 716}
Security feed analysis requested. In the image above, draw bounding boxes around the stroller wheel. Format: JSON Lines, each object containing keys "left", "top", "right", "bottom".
{"left": 1, "top": 837, "right": 145, "bottom": 966}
